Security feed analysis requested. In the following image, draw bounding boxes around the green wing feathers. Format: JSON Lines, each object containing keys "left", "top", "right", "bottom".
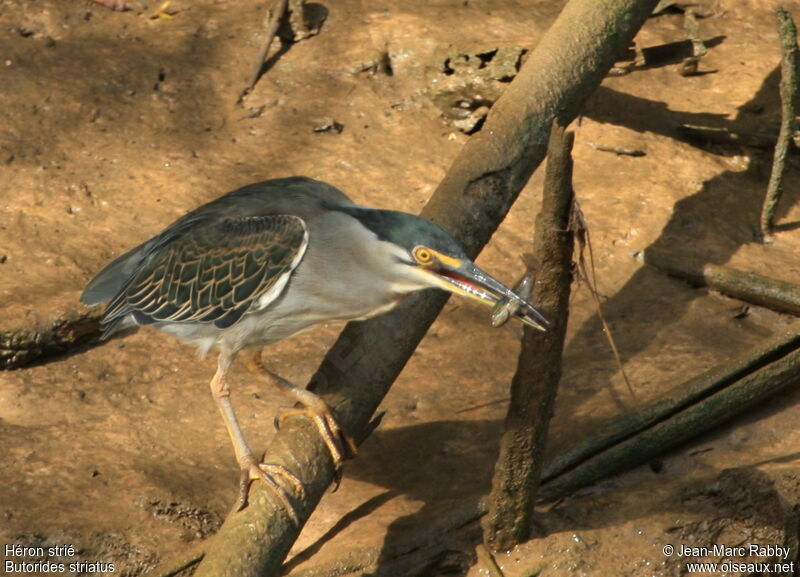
{"left": 102, "top": 215, "right": 308, "bottom": 332}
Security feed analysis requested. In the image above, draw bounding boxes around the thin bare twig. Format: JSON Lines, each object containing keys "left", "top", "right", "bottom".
{"left": 239, "top": 0, "right": 290, "bottom": 101}
{"left": 760, "top": 8, "right": 798, "bottom": 240}
{"left": 678, "top": 7, "right": 707, "bottom": 76}
{"left": 476, "top": 544, "right": 507, "bottom": 577}
{"left": 587, "top": 142, "right": 646, "bottom": 156}
{"left": 572, "top": 202, "right": 637, "bottom": 401}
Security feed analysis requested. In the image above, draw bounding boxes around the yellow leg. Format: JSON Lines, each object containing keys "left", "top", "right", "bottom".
{"left": 244, "top": 351, "right": 357, "bottom": 477}
{"left": 210, "top": 350, "right": 304, "bottom": 519}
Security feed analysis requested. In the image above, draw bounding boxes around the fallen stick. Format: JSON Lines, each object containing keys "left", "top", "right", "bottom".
{"left": 587, "top": 142, "right": 646, "bottom": 156}
{"left": 760, "top": 8, "right": 798, "bottom": 240}
{"left": 640, "top": 246, "right": 800, "bottom": 316}
{"left": 1, "top": 310, "right": 103, "bottom": 370}
{"left": 181, "top": 1, "right": 661, "bottom": 575}
{"left": 542, "top": 319, "right": 800, "bottom": 484}
{"left": 483, "top": 123, "right": 575, "bottom": 550}
{"left": 539, "top": 320, "right": 800, "bottom": 501}
{"left": 678, "top": 123, "right": 781, "bottom": 149}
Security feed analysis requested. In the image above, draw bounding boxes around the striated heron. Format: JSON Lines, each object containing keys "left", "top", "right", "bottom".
{"left": 81, "top": 176, "right": 547, "bottom": 519}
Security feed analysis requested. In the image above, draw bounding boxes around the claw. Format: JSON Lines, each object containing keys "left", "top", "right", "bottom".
{"left": 279, "top": 405, "right": 357, "bottom": 490}
{"left": 236, "top": 457, "right": 305, "bottom": 524}
{"left": 279, "top": 407, "right": 357, "bottom": 464}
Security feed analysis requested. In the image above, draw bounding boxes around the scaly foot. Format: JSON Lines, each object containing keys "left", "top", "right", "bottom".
{"left": 277, "top": 402, "right": 357, "bottom": 487}
{"left": 236, "top": 455, "right": 305, "bottom": 523}
{"left": 242, "top": 351, "right": 357, "bottom": 487}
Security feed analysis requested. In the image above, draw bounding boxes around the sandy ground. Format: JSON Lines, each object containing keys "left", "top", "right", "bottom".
{"left": 3, "top": 0, "right": 800, "bottom": 575}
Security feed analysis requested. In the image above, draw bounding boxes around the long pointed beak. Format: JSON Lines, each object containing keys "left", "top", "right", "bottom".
{"left": 432, "top": 261, "right": 549, "bottom": 331}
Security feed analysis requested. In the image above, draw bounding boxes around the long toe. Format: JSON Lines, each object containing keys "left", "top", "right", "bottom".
{"left": 257, "top": 462, "right": 305, "bottom": 499}
{"left": 279, "top": 405, "right": 357, "bottom": 471}
{"left": 318, "top": 409, "right": 358, "bottom": 461}
{"left": 246, "top": 358, "right": 358, "bottom": 469}
{"left": 235, "top": 460, "right": 304, "bottom": 525}
{"left": 319, "top": 409, "right": 346, "bottom": 490}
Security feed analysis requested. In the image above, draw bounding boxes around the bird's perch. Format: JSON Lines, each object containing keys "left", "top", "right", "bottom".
{"left": 188, "top": 1, "right": 660, "bottom": 575}
{"left": 483, "top": 123, "right": 575, "bottom": 551}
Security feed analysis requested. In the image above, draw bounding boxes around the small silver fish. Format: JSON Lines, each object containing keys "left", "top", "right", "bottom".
{"left": 491, "top": 272, "right": 534, "bottom": 328}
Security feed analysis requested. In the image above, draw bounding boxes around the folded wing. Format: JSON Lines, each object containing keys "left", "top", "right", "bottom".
{"left": 100, "top": 214, "right": 308, "bottom": 336}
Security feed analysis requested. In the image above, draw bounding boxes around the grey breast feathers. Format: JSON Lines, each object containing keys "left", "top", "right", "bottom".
{"left": 97, "top": 214, "right": 308, "bottom": 337}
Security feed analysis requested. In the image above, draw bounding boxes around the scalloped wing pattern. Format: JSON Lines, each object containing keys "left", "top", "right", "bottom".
{"left": 102, "top": 214, "right": 308, "bottom": 332}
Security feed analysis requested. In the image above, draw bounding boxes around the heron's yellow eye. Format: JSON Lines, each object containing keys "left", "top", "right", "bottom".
{"left": 413, "top": 246, "right": 434, "bottom": 264}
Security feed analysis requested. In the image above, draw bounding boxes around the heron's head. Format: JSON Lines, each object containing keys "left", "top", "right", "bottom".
{"left": 341, "top": 206, "right": 548, "bottom": 331}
